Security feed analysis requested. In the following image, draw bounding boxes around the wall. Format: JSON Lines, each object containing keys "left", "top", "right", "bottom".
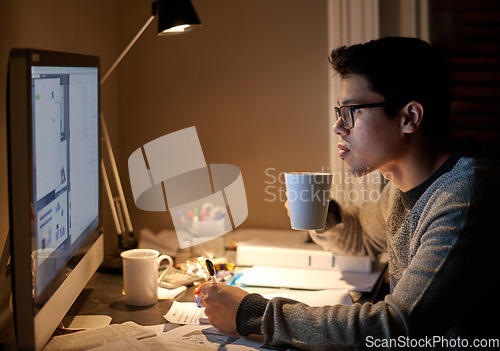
{"left": 115, "top": 0, "right": 330, "bottom": 235}
{"left": 0, "top": 0, "right": 330, "bottom": 272}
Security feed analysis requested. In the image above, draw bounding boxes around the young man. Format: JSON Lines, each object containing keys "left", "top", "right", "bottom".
{"left": 199, "top": 37, "right": 500, "bottom": 349}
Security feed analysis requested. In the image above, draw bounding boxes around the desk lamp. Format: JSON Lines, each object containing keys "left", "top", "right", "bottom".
{"left": 100, "top": 0, "right": 201, "bottom": 267}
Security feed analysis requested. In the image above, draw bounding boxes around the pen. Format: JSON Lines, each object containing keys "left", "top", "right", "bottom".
{"left": 177, "top": 211, "right": 197, "bottom": 237}
{"left": 205, "top": 259, "right": 218, "bottom": 287}
{"left": 188, "top": 210, "right": 199, "bottom": 223}
{"left": 228, "top": 272, "right": 243, "bottom": 286}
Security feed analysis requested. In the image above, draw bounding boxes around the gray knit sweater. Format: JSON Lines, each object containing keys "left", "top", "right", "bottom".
{"left": 236, "top": 139, "right": 500, "bottom": 350}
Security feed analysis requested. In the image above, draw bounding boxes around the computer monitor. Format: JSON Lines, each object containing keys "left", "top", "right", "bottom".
{"left": 7, "top": 49, "right": 104, "bottom": 351}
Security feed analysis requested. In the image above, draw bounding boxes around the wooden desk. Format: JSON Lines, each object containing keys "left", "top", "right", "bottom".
{"left": 66, "top": 263, "right": 389, "bottom": 328}
{"left": 64, "top": 271, "right": 197, "bottom": 326}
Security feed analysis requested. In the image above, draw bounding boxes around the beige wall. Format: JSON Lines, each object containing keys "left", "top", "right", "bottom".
{"left": 115, "top": 0, "right": 330, "bottom": 236}
{"left": 0, "top": 0, "right": 330, "bottom": 258}
{"left": 0, "top": 0, "right": 119, "bottom": 262}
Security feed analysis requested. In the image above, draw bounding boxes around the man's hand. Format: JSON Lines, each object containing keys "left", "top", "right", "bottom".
{"left": 198, "top": 283, "right": 249, "bottom": 334}
{"left": 284, "top": 200, "right": 290, "bottom": 217}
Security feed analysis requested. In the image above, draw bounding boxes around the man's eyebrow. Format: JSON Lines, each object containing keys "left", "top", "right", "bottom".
{"left": 337, "top": 99, "right": 358, "bottom": 106}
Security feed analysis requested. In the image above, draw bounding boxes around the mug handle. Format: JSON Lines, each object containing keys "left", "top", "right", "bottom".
{"left": 157, "top": 254, "right": 174, "bottom": 284}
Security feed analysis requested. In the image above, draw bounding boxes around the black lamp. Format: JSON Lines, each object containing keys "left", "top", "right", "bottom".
{"left": 101, "top": 0, "right": 201, "bottom": 83}
{"left": 100, "top": 0, "right": 201, "bottom": 266}
{"left": 157, "top": 0, "right": 202, "bottom": 35}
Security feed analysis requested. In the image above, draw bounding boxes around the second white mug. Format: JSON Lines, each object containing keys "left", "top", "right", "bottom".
{"left": 120, "top": 249, "right": 172, "bottom": 306}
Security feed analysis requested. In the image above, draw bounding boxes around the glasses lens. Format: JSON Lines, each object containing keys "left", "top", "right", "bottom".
{"left": 340, "top": 106, "right": 353, "bottom": 129}
{"left": 335, "top": 107, "right": 341, "bottom": 121}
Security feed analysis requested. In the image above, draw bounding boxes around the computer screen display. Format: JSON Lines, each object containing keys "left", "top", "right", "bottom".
{"left": 31, "top": 65, "right": 99, "bottom": 303}
{"left": 7, "top": 49, "right": 103, "bottom": 351}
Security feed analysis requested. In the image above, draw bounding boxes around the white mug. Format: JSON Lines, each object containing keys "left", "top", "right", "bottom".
{"left": 285, "top": 172, "right": 333, "bottom": 230}
{"left": 120, "top": 249, "right": 173, "bottom": 306}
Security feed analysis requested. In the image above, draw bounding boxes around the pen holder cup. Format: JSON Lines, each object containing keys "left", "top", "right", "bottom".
{"left": 191, "top": 219, "right": 226, "bottom": 259}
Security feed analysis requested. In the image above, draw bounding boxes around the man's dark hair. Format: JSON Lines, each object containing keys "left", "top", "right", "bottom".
{"left": 329, "top": 37, "right": 451, "bottom": 138}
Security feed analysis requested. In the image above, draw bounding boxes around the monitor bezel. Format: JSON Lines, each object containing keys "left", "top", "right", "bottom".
{"left": 7, "top": 48, "right": 103, "bottom": 351}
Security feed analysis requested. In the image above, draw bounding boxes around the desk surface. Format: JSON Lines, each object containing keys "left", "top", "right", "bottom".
{"left": 66, "top": 265, "right": 388, "bottom": 328}
{"left": 65, "top": 271, "right": 196, "bottom": 326}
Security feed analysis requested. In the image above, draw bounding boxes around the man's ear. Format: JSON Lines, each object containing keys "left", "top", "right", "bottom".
{"left": 400, "top": 101, "right": 424, "bottom": 134}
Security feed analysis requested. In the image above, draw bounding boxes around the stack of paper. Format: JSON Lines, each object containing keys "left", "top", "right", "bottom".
{"left": 236, "top": 264, "right": 384, "bottom": 292}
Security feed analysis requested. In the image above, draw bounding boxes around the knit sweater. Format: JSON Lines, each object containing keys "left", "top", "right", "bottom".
{"left": 235, "top": 139, "right": 500, "bottom": 350}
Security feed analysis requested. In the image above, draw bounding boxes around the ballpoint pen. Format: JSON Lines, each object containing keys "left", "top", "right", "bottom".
{"left": 177, "top": 211, "right": 197, "bottom": 237}
{"left": 205, "top": 259, "right": 218, "bottom": 287}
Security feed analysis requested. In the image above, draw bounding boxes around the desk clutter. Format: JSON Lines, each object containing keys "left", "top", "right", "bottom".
{"left": 45, "top": 290, "right": 353, "bottom": 351}
{"left": 158, "top": 267, "right": 204, "bottom": 289}
{"left": 45, "top": 228, "right": 386, "bottom": 350}
{"left": 156, "top": 243, "right": 381, "bottom": 294}
{"left": 46, "top": 321, "right": 272, "bottom": 350}
{"left": 146, "top": 227, "right": 386, "bottom": 299}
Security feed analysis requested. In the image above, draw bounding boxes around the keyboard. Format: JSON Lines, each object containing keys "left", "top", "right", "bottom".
{"left": 158, "top": 268, "right": 204, "bottom": 289}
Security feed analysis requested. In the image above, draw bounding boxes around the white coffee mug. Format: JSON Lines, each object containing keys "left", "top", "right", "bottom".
{"left": 120, "top": 249, "right": 173, "bottom": 306}
{"left": 285, "top": 172, "right": 332, "bottom": 230}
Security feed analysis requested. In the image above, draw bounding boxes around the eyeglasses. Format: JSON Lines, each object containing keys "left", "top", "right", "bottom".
{"left": 334, "top": 102, "right": 386, "bottom": 129}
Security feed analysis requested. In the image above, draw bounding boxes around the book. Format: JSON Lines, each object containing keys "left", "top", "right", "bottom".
{"left": 236, "top": 245, "right": 372, "bottom": 273}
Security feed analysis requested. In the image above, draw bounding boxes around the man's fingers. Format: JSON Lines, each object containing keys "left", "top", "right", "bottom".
{"left": 197, "top": 296, "right": 206, "bottom": 307}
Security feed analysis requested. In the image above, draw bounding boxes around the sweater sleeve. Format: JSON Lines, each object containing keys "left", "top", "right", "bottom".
{"left": 235, "top": 294, "right": 269, "bottom": 336}
{"left": 308, "top": 182, "right": 395, "bottom": 260}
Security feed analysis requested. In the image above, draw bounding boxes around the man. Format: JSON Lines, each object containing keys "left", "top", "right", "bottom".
{"left": 199, "top": 37, "right": 500, "bottom": 350}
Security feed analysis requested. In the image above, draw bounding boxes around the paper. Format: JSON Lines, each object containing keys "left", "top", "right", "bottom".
{"left": 164, "top": 301, "right": 209, "bottom": 325}
{"left": 89, "top": 335, "right": 181, "bottom": 351}
{"left": 158, "top": 285, "right": 187, "bottom": 300}
{"left": 159, "top": 325, "right": 265, "bottom": 350}
{"left": 138, "top": 336, "right": 178, "bottom": 351}
{"left": 44, "top": 321, "right": 156, "bottom": 351}
{"left": 88, "top": 337, "right": 149, "bottom": 351}
{"left": 237, "top": 264, "right": 384, "bottom": 292}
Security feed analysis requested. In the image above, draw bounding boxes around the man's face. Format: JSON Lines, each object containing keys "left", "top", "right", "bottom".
{"left": 334, "top": 75, "right": 404, "bottom": 177}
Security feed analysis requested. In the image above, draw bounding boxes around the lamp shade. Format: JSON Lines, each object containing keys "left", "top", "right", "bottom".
{"left": 157, "top": 0, "right": 202, "bottom": 35}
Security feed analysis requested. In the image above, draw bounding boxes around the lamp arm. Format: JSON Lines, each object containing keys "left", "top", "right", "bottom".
{"left": 100, "top": 159, "right": 121, "bottom": 234}
{"left": 101, "top": 14, "right": 156, "bottom": 85}
{"left": 101, "top": 114, "right": 136, "bottom": 249}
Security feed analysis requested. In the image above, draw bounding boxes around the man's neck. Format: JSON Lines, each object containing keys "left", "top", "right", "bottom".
{"left": 381, "top": 140, "right": 452, "bottom": 192}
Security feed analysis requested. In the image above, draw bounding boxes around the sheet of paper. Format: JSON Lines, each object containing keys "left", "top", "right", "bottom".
{"left": 138, "top": 336, "right": 180, "bottom": 351}
{"left": 142, "top": 324, "right": 169, "bottom": 336}
{"left": 44, "top": 321, "right": 156, "bottom": 351}
{"left": 89, "top": 335, "right": 185, "bottom": 351}
{"left": 237, "top": 264, "right": 383, "bottom": 292}
{"left": 159, "top": 324, "right": 266, "bottom": 351}
{"left": 88, "top": 337, "right": 149, "bottom": 351}
{"left": 164, "top": 301, "right": 208, "bottom": 325}
{"left": 158, "top": 285, "right": 187, "bottom": 300}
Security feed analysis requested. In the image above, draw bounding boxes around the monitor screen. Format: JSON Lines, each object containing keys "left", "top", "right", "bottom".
{"left": 7, "top": 49, "right": 103, "bottom": 351}
{"left": 31, "top": 64, "right": 99, "bottom": 303}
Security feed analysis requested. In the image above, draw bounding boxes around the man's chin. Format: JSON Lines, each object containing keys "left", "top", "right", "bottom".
{"left": 344, "top": 163, "right": 374, "bottom": 177}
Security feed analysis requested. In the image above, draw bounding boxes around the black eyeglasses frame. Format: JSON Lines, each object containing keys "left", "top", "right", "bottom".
{"left": 334, "top": 102, "right": 386, "bottom": 129}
